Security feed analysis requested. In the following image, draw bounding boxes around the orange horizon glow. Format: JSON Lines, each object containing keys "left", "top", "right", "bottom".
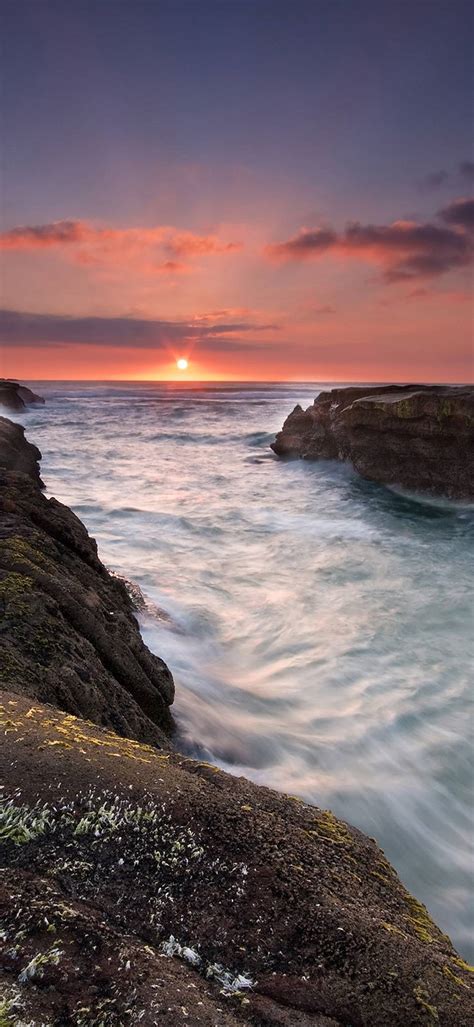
{"left": 8, "top": 377, "right": 470, "bottom": 384}
{"left": 1, "top": 354, "right": 471, "bottom": 386}
{"left": 1, "top": 355, "right": 471, "bottom": 384}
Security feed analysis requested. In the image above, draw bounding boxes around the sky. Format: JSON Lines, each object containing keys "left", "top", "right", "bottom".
{"left": 0, "top": 0, "right": 473, "bottom": 382}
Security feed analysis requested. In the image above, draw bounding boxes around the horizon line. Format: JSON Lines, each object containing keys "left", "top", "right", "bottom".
{"left": 8, "top": 377, "right": 473, "bottom": 386}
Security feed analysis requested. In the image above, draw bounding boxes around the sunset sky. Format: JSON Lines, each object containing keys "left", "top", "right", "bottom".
{"left": 1, "top": 0, "right": 473, "bottom": 382}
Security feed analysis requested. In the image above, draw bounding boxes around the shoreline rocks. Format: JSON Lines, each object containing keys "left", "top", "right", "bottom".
{"left": 1, "top": 407, "right": 473, "bottom": 1024}
{"left": 271, "top": 384, "right": 474, "bottom": 499}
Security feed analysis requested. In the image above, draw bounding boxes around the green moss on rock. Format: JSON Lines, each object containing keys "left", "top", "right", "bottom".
{"left": 0, "top": 534, "right": 55, "bottom": 573}
{"left": 414, "top": 985, "right": 439, "bottom": 1021}
{"left": 403, "top": 894, "right": 447, "bottom": 946}
{"left": 452, "top": 957, "right": 474, "bottom": 974}
{"left": 311, "top": 809, "right": 351, "bottom": 845}
{"left": 0, "top": 572, "right": 34, "bottom": 615}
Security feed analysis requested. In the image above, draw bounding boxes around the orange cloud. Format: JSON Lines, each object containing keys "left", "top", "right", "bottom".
{"left": 406, "top": 287, "right": 472, "bottom": 304}
{"left": 165, "top": 233, "right": 241, "bottom": 257}
{"left": 157, "top": 260, "right": 188, "bottom": 274}
{"left": 0, "top": 219, "right": 243, "bottom": 275}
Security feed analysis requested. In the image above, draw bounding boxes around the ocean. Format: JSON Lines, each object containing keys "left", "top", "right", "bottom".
{"left": 16, "top": 380, "right": 474, "bottom": 959}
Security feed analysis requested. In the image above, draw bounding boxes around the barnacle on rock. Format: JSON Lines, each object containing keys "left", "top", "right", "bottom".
{"left": 18, "top": 944, "right": 64, "bottom": 984}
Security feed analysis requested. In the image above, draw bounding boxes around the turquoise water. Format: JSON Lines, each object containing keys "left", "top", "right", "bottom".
{"left": 17, "top": 380, "right": 474, "bottom": 959}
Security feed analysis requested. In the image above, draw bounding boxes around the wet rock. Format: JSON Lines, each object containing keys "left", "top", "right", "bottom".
{"left": 0, "top": 416, "right": 43, "bottom": 485}
{"left": 271, "top": 385, "right": 474, "bottom": 499}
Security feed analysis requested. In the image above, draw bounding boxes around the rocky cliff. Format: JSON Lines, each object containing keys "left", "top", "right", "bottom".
{"left": 271, "top": 385, "right": 474, "bottom": 499}
{"left": 0, "top": 417, "right": 174, "bottom": 746}
{"left": 1, "top": 415, "right": 473, "bottom": 1025}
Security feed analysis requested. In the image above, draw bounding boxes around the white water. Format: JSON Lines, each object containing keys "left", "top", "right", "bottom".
{"left": 17, "top": 381, "right": 474, "bottom": 959}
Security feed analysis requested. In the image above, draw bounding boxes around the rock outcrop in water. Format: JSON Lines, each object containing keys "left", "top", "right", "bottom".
{"left": 1, "top": 414, "right": 473, "bottom": 1025}
{"left": 0, "top": 378, "right": 45, "bottom": 411}
{"left": 271, "top": 385, "right": 474, "bottom": 499}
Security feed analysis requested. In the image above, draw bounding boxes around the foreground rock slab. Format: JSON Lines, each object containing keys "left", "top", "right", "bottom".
{"left": 1, "top": 691, "right": 472, "bottom": 1026}
{"left": 271, "top": 385, "right": 474, "bottom": 499}
{"left": 0, "top": 417, "right": 174, "bottom": 746}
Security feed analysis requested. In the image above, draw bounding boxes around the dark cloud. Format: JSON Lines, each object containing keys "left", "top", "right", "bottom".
{"left": 266, "top": 228, "right": 336, "bottom": 259}
{"left": 382, "top": 254, "right": 461, "bottom": 283}
{"left": 344, "top": 220, "right": 473, "bottom": 281}
{"left": 0, "top": 221, "right": 87, "bottom": 248}
{"left": 266, "top": 207, "right": 474, "bottom": 282}
{"left": 459, "top": 161, "right": 474, "bottom": 184}
{"left": 416, "top": 163, "right": 474, "bottom": 191}
{"left": 439, "top": 197, "right": 474, "bottom": 230}
{"left": 0, "top": 310, "right": 276, "bottom": 350}
{"left": 418, "top": 170, "right": 449, "bottom": 191}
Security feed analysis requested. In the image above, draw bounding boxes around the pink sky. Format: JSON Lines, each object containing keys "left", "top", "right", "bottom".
{"left": 2, "top": 1, "right": 472, "bottom": 382}
{"left": 1, "top": 203, "right": 472, "bottom": 381}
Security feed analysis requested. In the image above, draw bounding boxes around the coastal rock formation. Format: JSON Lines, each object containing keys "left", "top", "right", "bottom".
{"left": 271, "top": 385, "right": 474, "bottom": 499}
{"left": 0, "top": 418, "right": 174, "bottom": 746}
{"left": 1, "top": 690, "right": 473, "bottom": 1027}
{"left": 1, "top": 413, "right": 472, "bottom": 1024}
{"left": 0, "top": 416, "right": 44, "bottom": 486}
{"left": 0, "top": 378, "right": 45, "bottom": 411}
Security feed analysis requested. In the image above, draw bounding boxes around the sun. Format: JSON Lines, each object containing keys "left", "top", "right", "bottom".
{"left": 176, "top": 357, "right": 188, "bottom": 371}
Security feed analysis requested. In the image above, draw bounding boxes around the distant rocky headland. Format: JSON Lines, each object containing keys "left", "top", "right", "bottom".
{"left": 0, "top": 377, "right": 45, "bottom": 412}
{"left": 1, "top": 398, "right": 473, "bottom": 1025}
{"left": 272, "top": 385, "right": 474, "bottom": 500}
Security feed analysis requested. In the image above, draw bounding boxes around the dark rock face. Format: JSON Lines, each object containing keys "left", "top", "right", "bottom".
{"left": 1, "top": 690, "right": 473, "bottom": 1026}
{"left": 0, "top": 416, "right": 44, "bottom": 486}
{"left": 271, "top": 385, "right": 474, "bottom": 499}
{"left": 0, "top": 418, "right": 174, "bottom": 746}
{"left": 0, "top": 378, "right": 45, "bottom": 410}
